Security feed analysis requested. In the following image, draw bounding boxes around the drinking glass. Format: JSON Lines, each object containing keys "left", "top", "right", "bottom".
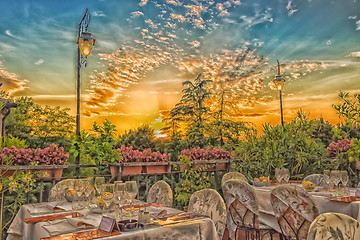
{"left": 282, "top": 168, "right": 290, "bottom": 184}
{"left": 72, "top": 179, "right": 85, "bottom": 210}
{"left": 275, "top": 168, "right": 283, "bottom": 184}
{"left": 125, "top": 181, "right": 138, "bottom": 217}
{"left": 324, "top": 170, "right": 331, "bottom": 188}
{"left": 114, "top": 181, "right": 126, "bottom": 220}
{"left": 331, "top": 170, "right": 341, "bottom": 194}
{"left": 340, "top": 170, "right": 349, "bottom": 195}
{"left": 83, "top": 177, "right": 95, "bottom": 208}
{"left": 101, "top": 184, "right": 115, "bottom": 215}
{"left": 95, "top": 177, "right": 105, "bottom": 194}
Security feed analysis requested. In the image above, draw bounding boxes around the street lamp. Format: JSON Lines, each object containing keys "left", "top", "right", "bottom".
{"left": 76, "top": 9, "right": 95, "bottom": 177}
{"left": 273, "top": 60, "right": 285, "bottom": 127}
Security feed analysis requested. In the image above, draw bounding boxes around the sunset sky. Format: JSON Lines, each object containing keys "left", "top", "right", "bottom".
{"left": 0, "top": 0, "right": 360, "bottom": 135}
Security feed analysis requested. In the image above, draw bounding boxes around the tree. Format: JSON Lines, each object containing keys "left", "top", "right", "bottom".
{"left": 332, "top": 91, "right": 360, "bottom": 126}
{"left": 0, "top": 91, "right": 74, "bottom": 149}
{"left": 117, "top": 124, "right": 156, "bottom": 151}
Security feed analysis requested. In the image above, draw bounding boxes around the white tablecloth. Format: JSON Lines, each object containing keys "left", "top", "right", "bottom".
{"left": 255, "top": 186, "right": 360, "bottom": 232}
{"left": 7, "top": 202, "right": 218, "bottom": 240}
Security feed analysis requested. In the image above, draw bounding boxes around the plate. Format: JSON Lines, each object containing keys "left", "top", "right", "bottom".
{"left": 251, "top": 181, "right": 270, "bottom": 187}
{"left": 41, "top": 229, "right": 120, "bottom": 240}
{"left": 24, "top": 212, "right": 83, "bottom": 224}
{"left": 329, "top": 196, "right": 360, "bottom": 202}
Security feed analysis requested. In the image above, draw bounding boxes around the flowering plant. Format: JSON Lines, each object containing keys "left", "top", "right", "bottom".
{"left": 327, "top": 138, "right": 353, "bottom": 158}
{"left": 117, "top": 145, "right": 170, "bottom": 163}
{"left": 180, "top": 147, "right": 233, "bottom": 161}
{"left": 0, "top": 144, "right": 69, "bottom": 166}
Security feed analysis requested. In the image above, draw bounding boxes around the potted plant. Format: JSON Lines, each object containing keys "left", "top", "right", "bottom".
{"left": 111, "top": 145, "right": 143, "bottom": 177}
{"left": 0, "top": 144, "right": 68, "bottom": 181}
{"left": 142, "top": 148, "right": 171, "bottom": 175}
{"left": 179, "top": 147, "right": 233, "bottom": 171}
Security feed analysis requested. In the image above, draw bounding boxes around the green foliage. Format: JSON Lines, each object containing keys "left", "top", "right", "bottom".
{"left": 117, "top": 124, "right": 156, "bottom": 151}
{"left": 332, "top": 91, "right": 360, "bottom": 125}
{"left": 173, "top": 156, "right": 211, "bottom": 210}
{"left": 0, "top": 92, "right": 74, "bottom": 150}
{"left": 233, "top": 113, "right": 328, "bottom": 181}
{"left": 0, "top": 135, "right": 28, "bottom": 149}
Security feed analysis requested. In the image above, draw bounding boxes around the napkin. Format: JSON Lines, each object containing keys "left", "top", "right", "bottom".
{"left": 43, "top": 217, "right": 99, "bottom": 236}
{"left": 27, "top": 202, "right": 70, "bottom": 215}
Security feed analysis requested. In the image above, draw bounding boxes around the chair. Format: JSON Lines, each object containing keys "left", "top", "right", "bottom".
{"left": 188, "top": 189, "right": 227, "bottom": 239}
{"left": 307, "top": 212, "right": 360, "bottom": 240}
{"left": 146, "top": 180, "right": 173, "bottom": 207}
{"left": 302, "top": 174, "right": 330, "bottom": 187}
{"left": 222, "top": 179, "right": 275, "bottom": 240}
{"left": 222, "top": 172, "right": 248, "bottom": 187}
{"left": 270, "top": 185, "right": 319, "bottom": 240}
{"left": 48, "top": 179, "right": 78, "bottom": 202}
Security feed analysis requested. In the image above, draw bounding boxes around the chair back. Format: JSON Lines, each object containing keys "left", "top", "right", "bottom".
{"left": 188, "top": 189, "right": 226, "bottom": 239}
{"left": 302, "top": 174, "right": 330, "bottom": 187}
{"left": 221, "top": 172, "right": 247, "bottom": 187}
{"left": 308, "top": 212, "right": 360, "bottom": 240}
{"left": 222, "top": 179, "right": 259, "bottom": 239}
{"left": 270, "top": 184, "right": 319, "bottom": 240}
{"left": 48, "top": 179, "right": 78, "bottom": 202}
{"left": 146, "top": 180, "right": 173, "bottom": 207}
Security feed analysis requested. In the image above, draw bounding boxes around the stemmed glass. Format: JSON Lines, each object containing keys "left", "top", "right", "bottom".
{"left": 331, "top": 170, "right": 341, "bottom": 194}
{"left": 73, "top": 179, "right": 85, "bottom": 210}
{"left": 282, "top": 168, "right": 290, "bottom": 184}
{"left": 101, "top": 184, "right": 115, "bottom": 215}
{"left": 324, "top": 170, "right": 331, "bottom": 188}
{"left": 125, "top": 181, "right": 138, "bottom": 217}
{"left": 275, "top": 168, "right": 283, "bottom": 184}
{"left": 95, "top": 177, "right": 105, "bottom": 195}
{"left": 83, "top": 177, "right": 95, "bottom": 208}
{"left": 340, "top": 170, "right": 349, "bottom": 195}
{"left": 114, "top": 181, "right": 126, "bottom": 220}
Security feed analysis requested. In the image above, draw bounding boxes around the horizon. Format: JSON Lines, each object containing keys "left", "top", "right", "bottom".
{"left": 0, "top": 0, "right": 359, "bottom": 135}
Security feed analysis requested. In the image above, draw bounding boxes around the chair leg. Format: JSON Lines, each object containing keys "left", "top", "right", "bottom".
{"left": 222, "top": 227, "right": 230, "bottom": 240}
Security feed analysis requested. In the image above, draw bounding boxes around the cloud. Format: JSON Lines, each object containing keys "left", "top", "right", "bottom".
{"left": 170, "top": 13, "right": 186, "bottom": 22}
{"left": 131, "top": 11, "right": 144, "bottom": 17}
{"left": 356, "top": 20, "right": 360, "bottom": 30}
{"left": 348, "top": 51, "right": 360, "bottom": 57}
{"left": 139, "top": 0, "right": 149, "bottom": 6}
{"left": 34, "top": 59, "right": 44, "bottom": 65}
{"left": 0, "top": 61, "right": 28, "bottom": 94}
{"left": 92, "top": 11, "right": 106, "bottom": 17}
{"left": 189, "top": 40, "right": 200, "bottom": 48}
{"left": 166, "top": 0, "right": 182, "bottom": 6}
{"left": 5, "top": 30, "right": 16, "bottom": 38}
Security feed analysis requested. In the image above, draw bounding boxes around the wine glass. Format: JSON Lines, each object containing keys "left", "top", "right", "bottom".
{"left": 324, "top": 170, "right": 331, "bottom": 188}
{"left": 125, "top": 181, "right": 138, "bottom": 217}
{"left": 331, "top": 170, "right": 341, "bottom": 194}
{"left": 340, "top": 170, "right": 349, "bottom": 195}
{"left": 114, "top": 181, "right": 126, "bottom": 220}
{"left": 275, "top": 168, "right": 283, "bottom": 184}
{"left": 83, "top": 177, "right": 95, "bottom": 208}
{"left": 282, "top": 168, "right": 290, "bottom": 184}
{"left": 95, "top": 177, "right": 105, "bottom": 194}
{"left": 73, "top": 179, "right": 85, "bottom": 210}
{"left": 101, "top": 184, "right": 115, "bottom": 215}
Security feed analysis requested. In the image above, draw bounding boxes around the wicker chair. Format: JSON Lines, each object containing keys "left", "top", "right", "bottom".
{"left": 48, "top": 179, "right": 78, "bottom": 202}
{"left": 270, "top": 185, "right": 319, "bottom": 240}
{"left": 222, "top": 179, "right": 275, "bottom": 240}
{"left": 146, "top": 180, "right": 173, "bottom": 207}
{"left": 308, "top": 212, "right": 360, "bottom": 240}
{"left": 188, "top": 189, "right": 227, "bottom": 239}
{"left": 302, "top": 174, "right": 330, "bottom": 187}
{"left": 222, "top": 172, "right": 247, "bottom": 187}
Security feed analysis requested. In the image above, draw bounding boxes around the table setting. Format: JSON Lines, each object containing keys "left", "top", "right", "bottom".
{"left": 6, "top": 177, "right": 218, "bottom": 240}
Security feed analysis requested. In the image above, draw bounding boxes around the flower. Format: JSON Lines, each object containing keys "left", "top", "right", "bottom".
{"left": 180, "top": 147, "right": 233, "bottom": 161}
{"left": 117, "top": 145, "right": 170, "bottom": 163}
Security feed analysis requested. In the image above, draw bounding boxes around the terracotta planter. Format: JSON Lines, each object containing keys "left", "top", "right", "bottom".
{"left": 179, "top": 164, "right": 190, "bottom": 172}
{"left": 0, "top": 169, "right": 19, "bottom": 177}
{"left": 356, "top": 161, "right": 360, "bottom": 171}
{"left": 216, "top": 162, "right": 231, "bottom": 171}
{"left": 122, "top": 165, "right": 142, "bottom": 176}
{"left": 144, "top": 164, "right": 170, "bottom": 175}
{"left": 34, "top": 168, "right": 63, "bottom": 181}
{"left": 110, "top": 165, "right": 119, "bottom": 178}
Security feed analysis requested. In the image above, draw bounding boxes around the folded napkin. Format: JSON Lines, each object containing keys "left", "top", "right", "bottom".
{"left": 43, "top": 217, "right": 99, "bottom": 236}
{"left": 27, "top": 202, "right": 70, "bottom": 215}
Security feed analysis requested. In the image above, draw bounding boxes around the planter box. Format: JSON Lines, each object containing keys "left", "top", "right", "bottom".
{"left": 1, "top": 169, "right": 20, "bottom": 177}
{"left": 34, "top": 168, "right": 63, "bottom": 181}
{"left": 144, "top": 164, "right": 170, "bottom": 175}
{"left": 110, "top": 165, "right": 142, "bottom": 177}
{"left": 179, "top": 160, "right": 231, "bottom": 172}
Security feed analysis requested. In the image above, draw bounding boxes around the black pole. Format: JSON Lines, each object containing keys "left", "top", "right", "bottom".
{"left": 280, "top": 90, "right": 284, "bottom": 127}
{"left": 76, "top": 9, "right": 91, "bottom": 178}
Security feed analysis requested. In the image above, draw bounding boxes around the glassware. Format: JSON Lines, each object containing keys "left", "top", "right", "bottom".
{"left": 83, "top": 177, "right": 95, "bottom": 208}
{"left": 340, "top": 170, "right": 349, "bottom": 195}
{"left": 101, "top": 184, "right": 115, "bottom": 215}
{"left": 125, "top": 181, "right": 138, "bottom": 217}
{"left": 114, "top": 181, "right": 126, "bottom": 220}
{"left": 282, "top": 168, "right": 290, "bottom": 184}
{"left": 331, "top": 170, "right": 341, "bottom": 188}
{"left": 324, "top": 170, "right": 331, "bottom": 188}
{"left": 275, "top": 168, "right": 282, "bottom": 184}
{"left": 95, "top": 177, "right": 105, "bottom": 194}
{"left": 72, "top": 179, "right": 85, "bottom": 210}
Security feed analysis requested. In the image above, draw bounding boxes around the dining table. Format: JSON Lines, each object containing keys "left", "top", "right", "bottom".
{"left": 6, "top": 200, "right": 219, "bottom": 240}
{"left": 254, "top": 184, "right": 360, "bottom": 232}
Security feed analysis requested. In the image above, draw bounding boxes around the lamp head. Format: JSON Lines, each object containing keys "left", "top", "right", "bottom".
{"left": 78, "top": 31, "right": 95, "bottom": 57}
{"left": 273, "top": 75, "right": 285, "bottom": 91}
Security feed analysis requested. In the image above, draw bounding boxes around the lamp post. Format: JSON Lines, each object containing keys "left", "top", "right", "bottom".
{"left": 76, "top": 9, "right": 95, "bottom": 177}
{"left": 273, "top": 60, "right": 285, "bottom": 127}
